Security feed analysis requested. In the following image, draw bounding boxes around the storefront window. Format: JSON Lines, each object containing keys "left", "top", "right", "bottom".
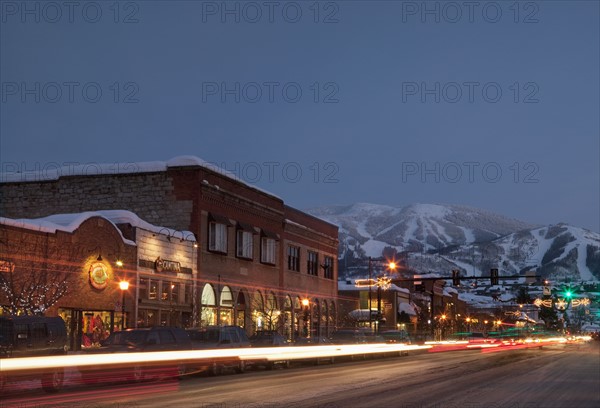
{"left": 251, "top": 291, "right": 264, "bottom": 333}
{"left": 149, "top": 280, "right": 158, "bottom": 300}
{"left": 138, "top": 309, "right": 158, "bottom": 327}
{"left": 236, "top": 310, "right": 245, "bottom": 328}
{"left": 139, "top": 277, "right": 148, "bottom": 300}
{"left": 220, "top": 309, "right": 233, "bottom": 325}
{"left": 201, "top": 284, "right": 217, "bottom": 327}
{"left": 171, "top": 282, "right": 179, "bottom": 303}
{"left": 236, "top": 291, "right": 247, "bottom": 329}
{"left": 161, "top": 282, "right": 170, "bottom": 301}
{"left": 83, "top": 311, "right": 112, "bottom": 347}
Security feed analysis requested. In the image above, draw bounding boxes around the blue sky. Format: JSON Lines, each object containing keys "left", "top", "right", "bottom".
{"left": 1, "top": 1, "right": 599, "bottom": 232}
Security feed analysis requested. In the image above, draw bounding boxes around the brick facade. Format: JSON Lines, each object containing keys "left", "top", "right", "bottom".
{"left": 0, "top": 158, "right": 339, "bottom": 339}
{"left": 0, "top": 216, "right": 137, "bottom": 350}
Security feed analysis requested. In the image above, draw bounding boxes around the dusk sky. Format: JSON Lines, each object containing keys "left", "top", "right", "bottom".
{"left": 1, "top": 1, "right": 598, "bottom": 232}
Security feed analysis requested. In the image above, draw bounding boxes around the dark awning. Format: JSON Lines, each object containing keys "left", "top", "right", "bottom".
{"left": 208, "top": 213, "right": 232, "bottom": 226}
{"left": 237, "top": 221, "right": 256, "bottom": 233}
{"left": 261, "top": 229, "right": 280, "bottom": 240}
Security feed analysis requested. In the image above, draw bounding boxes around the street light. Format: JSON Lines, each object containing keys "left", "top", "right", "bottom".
{"left": 119, "top": 281, "right": 129, "bottom": 330}
{"left": 367, "top": 257, "right": 397, "bottom": 331}
{"left": 302, "top": 298, "right": 310, "bottom": 337}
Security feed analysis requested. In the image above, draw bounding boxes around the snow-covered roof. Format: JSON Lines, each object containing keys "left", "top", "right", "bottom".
{"left": 0, "top": 211, "right": 136, "bottom": 246}
{"left": 0, "top": 209, "right": 197, "bottom": 246}
{"left": 0, "top": 155, "right": 280, "bottom": 200}
{"left": 338, "top": 279, "right": 409, "bottom": 294}
{"left": 399, "top": 302, "right": 417, "bottom": 316}
{"left": 458, "top": 292, "right": 497, "bottom": 308}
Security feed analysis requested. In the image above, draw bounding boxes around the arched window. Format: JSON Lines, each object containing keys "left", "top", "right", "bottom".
{"left": 220, "top": 286, "right": 234, "bottom": 325}
{"left": 251, "top": 291, "right": 264, "bottom": 333}
{"left": 236, "top": 291, "right": 247, "bottom": 328}
{"left": 265, "top": 292, "right": 280, "bottom": 330}
{"left": 200, "top": 284, "right": 216, "bottom": 326}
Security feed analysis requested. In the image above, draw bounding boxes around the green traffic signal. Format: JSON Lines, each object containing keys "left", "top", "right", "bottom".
{"left": 565, "top": 290, "right": 572, "bottom": 298}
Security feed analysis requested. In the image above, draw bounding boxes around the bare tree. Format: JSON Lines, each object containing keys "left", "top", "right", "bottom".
{"left": 0, "top": 229, "right": 75, "bottom": 315}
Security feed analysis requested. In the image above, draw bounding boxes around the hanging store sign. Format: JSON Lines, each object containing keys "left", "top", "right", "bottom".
{"left": 155, "top": 257, "right": 181, "bottom": 273}
{"left": 89, "top": 261, "right": 109, "bottom": 290}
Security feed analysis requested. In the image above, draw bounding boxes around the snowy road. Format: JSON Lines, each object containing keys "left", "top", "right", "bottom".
{"left": 2, "top": 341, "right": 598, "bottom": 408}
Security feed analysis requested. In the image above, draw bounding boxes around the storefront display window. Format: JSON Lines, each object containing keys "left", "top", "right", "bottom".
{"left": 59, "top": 308, "right": 114, "bottom": 350}
{"left": 137, "top": 309, "right": 158, "bottom": 327}
{"left": 201, "top": 283, "right": 216, "bottom": 327}
{"left": 149, "top": 280, "right": 158, "bottom": 300}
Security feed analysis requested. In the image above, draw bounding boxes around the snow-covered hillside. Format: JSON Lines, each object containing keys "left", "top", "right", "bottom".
{"left": 307, "top": 203, "right": 600, "bottom": 282}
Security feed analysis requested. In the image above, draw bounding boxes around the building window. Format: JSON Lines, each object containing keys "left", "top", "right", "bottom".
{"left": 170, "top": 282, "right": 179, "bottom": 303}
{"left": 209, "top": 222, "right": 228, "bottom": 253}
{"left": 139, "top": 277, "right": 148, "bottom": 299}
{"left": 307, "top": 251, "right": 318, "bottom": 276}
{"left": 323, "top": 256, "right": 334, "bottom": 279}
{"left": 184, "top": 284, "right": 192, "bottom": 304}
{"left": 149, "top": 280, "right": 158, "bottom": 300}
{"left": 261, "top": 237, "right": 276, "bottom": 265}
{"left": 287, "top": 245, "right": 300, "bottom": 271}
{"left": 161, "top": 282, "right": 170, "bottom": 301}
{"left": 236, "top": 230, "right": 253, "bottom": 259}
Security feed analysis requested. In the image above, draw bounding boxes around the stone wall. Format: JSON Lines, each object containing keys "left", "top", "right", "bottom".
{"left": 0, "top": 172, "right": 193, "bottom": 231}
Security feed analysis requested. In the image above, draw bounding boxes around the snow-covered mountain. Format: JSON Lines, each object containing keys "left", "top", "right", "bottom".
{"left": 307, "top": 203, "right": 600, "bottom": 282}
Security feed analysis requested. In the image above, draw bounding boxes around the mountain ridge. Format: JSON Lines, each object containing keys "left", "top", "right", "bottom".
{"left": 306, "top": 203, "right": 600, "bottom": 282}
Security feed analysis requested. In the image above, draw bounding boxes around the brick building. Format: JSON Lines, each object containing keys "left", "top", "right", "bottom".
{"left": 0, "top": 156, "right": 339, "bottom": 339}
{"left": 0, "top": 213, "right": 137, "bottom": 350}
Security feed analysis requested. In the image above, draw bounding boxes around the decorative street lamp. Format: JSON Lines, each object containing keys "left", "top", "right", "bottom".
{"left": 302, "top": 298, "right": 310, "bottom": 337}
{"left": 362, "top": 257, "right": 397, "bottom": 332}
{"left": 119, "top": 281, "right": 129, "bottom": 330}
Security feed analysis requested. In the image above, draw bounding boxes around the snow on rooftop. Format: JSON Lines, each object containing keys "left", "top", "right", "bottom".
{"left": 338, "top": 279, "right": 409, "bottom": 293}
{"left": 0, "top": 155, "right": 281, "bottom": 200}
{"left": 0, "top": 212, "right": 136, "bottom": 246}
{"left": 458, "top": 292, "right": 497, "bottom": 308}
{"left": 0, "top": 210, "right": 197, "bottom": 245}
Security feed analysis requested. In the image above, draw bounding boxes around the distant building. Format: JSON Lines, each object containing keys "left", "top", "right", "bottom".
{"left": 337, "top": 278, "right": 417, "bottom": 333}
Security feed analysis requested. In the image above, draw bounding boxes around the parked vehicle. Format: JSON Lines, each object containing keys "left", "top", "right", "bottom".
{"left": 249, "top": 330, "right": 290, "bottom": 369}
{"left": 79, "top": 326, "right": 192, "bottom": 384}
{"left": 0, "top": 315, "right": 68, "bottom": 393}
{"left": 293, "top": 336, "right": 335, "bottom": 365}
{"left": 98, "top": 326, "right": 192, "bottom": 352}
{"left": 186, "top": 326, "right": 250, "bottom": 375}
{"left": 380, "top": 330, "right": 411, "bottom": 344}
{"left": 329, "top": 329, "right": 368, "bottom": 344}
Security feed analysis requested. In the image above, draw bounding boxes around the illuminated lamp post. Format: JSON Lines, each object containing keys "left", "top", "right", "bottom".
{"left": 119, "top": 281, "right": 129, "bottom": 330}
{"left": 302, "top": 298, "right": 310, "bottom": 337}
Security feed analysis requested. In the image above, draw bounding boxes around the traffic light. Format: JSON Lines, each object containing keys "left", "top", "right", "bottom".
{"left": 564, "top": 286, "right": 573, "bottom": 299}
{"left": 452, "top": 269, "right": 461, "bottom": 286}
{"left": 490, "top": 268, "right": 499, "bottom": 285}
